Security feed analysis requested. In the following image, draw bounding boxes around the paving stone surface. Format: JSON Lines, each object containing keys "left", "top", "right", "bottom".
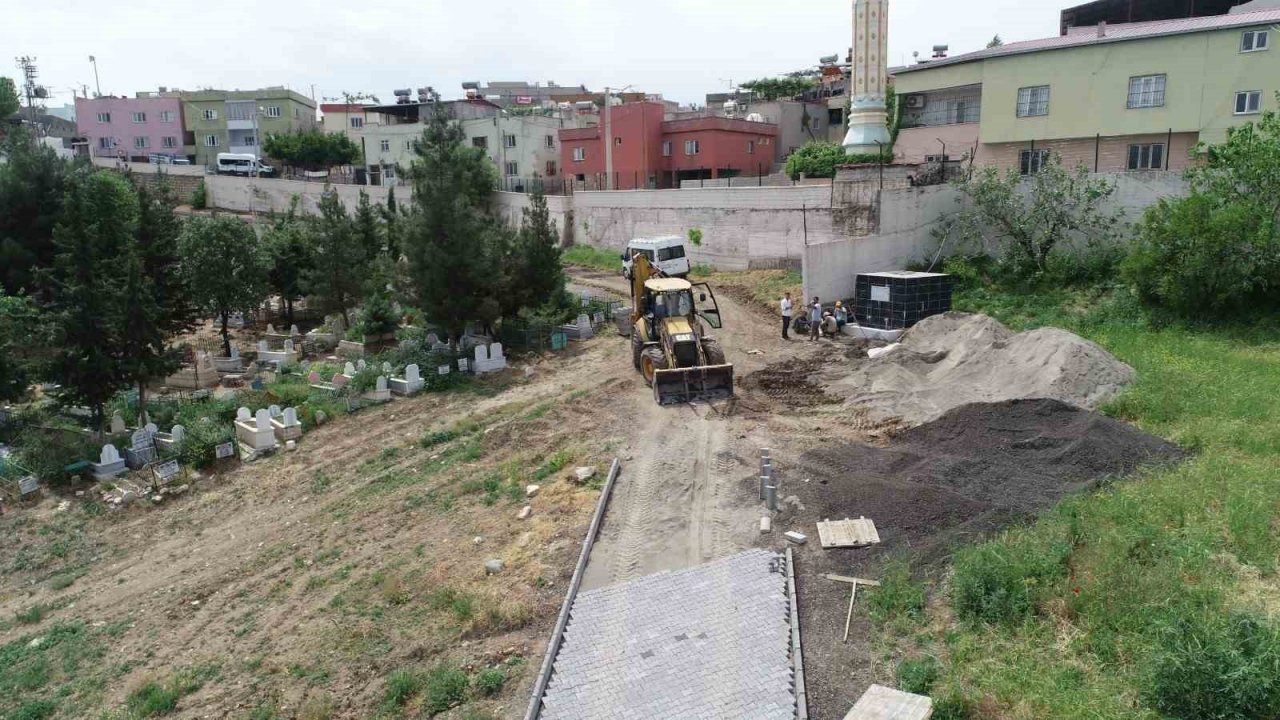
{"left": 541, "top": 549, "right": 795, "bottom": 720}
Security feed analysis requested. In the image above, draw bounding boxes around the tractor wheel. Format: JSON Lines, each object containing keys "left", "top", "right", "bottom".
{"left": 640, "top": 347, "right": 668, "bottom": 387}
{"left": 702, "top": 337, "right": 726, "bottom": 365}
{"left": 631, "top": 330, "right": 644, "bottom": 371}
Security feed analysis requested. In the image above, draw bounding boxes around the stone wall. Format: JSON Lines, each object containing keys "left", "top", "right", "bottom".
{"left": 204, "top": 175, "right": 391, "bottom": 215}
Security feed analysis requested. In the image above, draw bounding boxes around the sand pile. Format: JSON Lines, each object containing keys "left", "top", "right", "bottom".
{"left": 824, "top": 312, "right": 1134, "bottom": 425}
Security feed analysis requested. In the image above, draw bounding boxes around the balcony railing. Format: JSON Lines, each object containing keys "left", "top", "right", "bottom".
{"left": 899, "top": 98, "right": 982, "bottom": 129}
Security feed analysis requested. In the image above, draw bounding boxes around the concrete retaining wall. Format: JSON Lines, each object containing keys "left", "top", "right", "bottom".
{"left": 204, "top": 175, "right": 391, "bottom": 215}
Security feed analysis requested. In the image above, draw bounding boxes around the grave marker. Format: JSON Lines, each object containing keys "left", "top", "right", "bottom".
{"left": 215, "top": 442, "right": 235, "bottom": 459}
{"left": 151, "top": 459, "right": 180, "bottom": 486}
{"left": 18, "top": 475, "right": 39, "bottom": 496}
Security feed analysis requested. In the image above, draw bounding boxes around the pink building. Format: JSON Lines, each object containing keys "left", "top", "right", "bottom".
{"left": 75, "top": 95, "right": 189, "bottom": 162}
{"left": 559, "top": 102, "right": 777, "bottom": 189}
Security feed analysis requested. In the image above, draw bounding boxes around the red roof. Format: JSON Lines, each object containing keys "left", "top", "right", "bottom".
{"left": 898, "top": 7, "right": 1280, "bottom": 74}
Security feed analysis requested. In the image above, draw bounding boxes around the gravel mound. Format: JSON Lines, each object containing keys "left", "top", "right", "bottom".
{"left": 825, "top": 312, "right": 1134, "bottom": 425}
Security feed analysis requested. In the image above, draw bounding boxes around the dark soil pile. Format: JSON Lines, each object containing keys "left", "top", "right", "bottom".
{"left": 740, "top": 357, "right": 840, "bottom": 408}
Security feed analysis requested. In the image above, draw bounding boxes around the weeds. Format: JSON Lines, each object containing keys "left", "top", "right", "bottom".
{"left": 896, "top": 656, "right": 940, "bottom": 695}
{"left": 472, "top": 667, "right": 506, "bottom": 696}
{"left": 865, "top": 561, "right": 926, "bottom": 625}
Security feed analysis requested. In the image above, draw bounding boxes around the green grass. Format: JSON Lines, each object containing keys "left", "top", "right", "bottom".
{"left": 911, "top": 283, "right": 1280, "bottom": 718}
{"left": 562, "top": 245, "right": 621, "bottom": 272}
{"left": 0, "top": 622, "right": 108, "bottom": 718}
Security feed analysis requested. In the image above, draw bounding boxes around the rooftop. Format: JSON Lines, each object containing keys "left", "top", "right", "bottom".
{"left": 897, "top": 7, "right": 1280, "bottom": 73}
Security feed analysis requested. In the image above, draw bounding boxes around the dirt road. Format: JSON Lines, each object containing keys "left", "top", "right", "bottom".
{"left": 569, "top": 270, "right": 798, "bottom": 591}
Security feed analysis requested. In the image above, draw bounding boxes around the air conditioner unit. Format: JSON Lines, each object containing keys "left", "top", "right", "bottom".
{"left": 904, "top": 94, "right": 926, "bottom": 109}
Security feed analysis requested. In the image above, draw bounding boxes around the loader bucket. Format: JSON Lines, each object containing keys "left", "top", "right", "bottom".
{"left": 652, "top": 363, "right": 735, "bottom": 405}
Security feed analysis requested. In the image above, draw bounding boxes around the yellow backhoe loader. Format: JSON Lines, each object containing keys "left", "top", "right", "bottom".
{"left": 628, "top": 254, "right": 734, "bottom": 404}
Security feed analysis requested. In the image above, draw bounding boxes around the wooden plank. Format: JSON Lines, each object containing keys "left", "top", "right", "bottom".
{"left": 823, "top": 574, "right": 881, "bottom": 586}
{"left": 817, "top": 517, "right": 881, "bottom": 549}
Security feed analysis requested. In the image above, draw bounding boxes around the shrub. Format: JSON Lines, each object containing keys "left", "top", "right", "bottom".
{"left": 1145, "top": 611, "right": 1280, "bottom": 719}
{"left": 472, "top": 667, "right": 507, "bottom": 697}
{"left": 9, "top": 700, "right": 58, "bottom": 720}
{"left": 896, "top": 656, "right": 940, "bottom": 695}
{"left": 190, "top": 181, "right": 207, "bottom": 209}
{"left": 422, "top": 664, "right": 468, "bottom": 716}
{"left": 865, "top": 561, "right": 926, "bottom": 624}
{"left": 382, "top": 668, "right": 424, "bottom": 707}
{"left": 951, "top": 533, "right": 1072, "bottom": 624}
{"left": 784, "top": 141, "right": 883, "bottom": 180}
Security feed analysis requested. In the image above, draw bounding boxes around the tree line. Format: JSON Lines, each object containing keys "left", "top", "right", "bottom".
{"left": 0, "top": 104, "right": 569, "bottom": 431}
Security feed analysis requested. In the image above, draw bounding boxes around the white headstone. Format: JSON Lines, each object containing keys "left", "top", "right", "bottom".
{"left": 290, "top": 324, "right": 300, "bottom": 336}
{"left": 144, "top": 422, "right": 158, "bottom": 435}
{"left": 458, "top": 358, "right": 469, "bottom": 372}
{"left": 344, "top": 362, "right": 356, "bottom": 376}
{"left": 382, "top": 361, "right": 393, "bottom": 374}
{"left": 267, "top": 324, "right": 277, "bottom": 334}
{"left": 268, "top": 404, "right": 282, "bottom": 417}
{"left": 171, "top": 425, "right": 185, "bottom": 444}
{"left": 491, "top": 342, "right": 505, "bottom": 360}
{"left": 257, "top": 340, "right": 268, "bottom": 352}
{"left": 300, "top": 360, "right": 311, "bottom": 372}
{"left": 109, "top": 411, "right": 126, "bottom": 434}
{"left": 283, "top": 339, "right": 295, "bottom": 352}
{"left": 100, "top": 444, "right": 121, "bottom": 464}
{"left": 438, "top": 365, "right": 451, "bottom": 375}
{"left": 376, "top": 375, "right": 388, "bottom": 392}
{"left": 283, "top": 407, "right": 299, "bottom": 426}
{"left": 254, "top": 409, "right": 272, "bottom": 431}
{"left": 230, "top": 346, "right": 240, "bottom": 359}
{"left": 356, "top": 359, "right": 367, "bottom": 371}
{"left": 236, "top": 407, "right": 252, "bottom": 421}
{"left": 405, "top": 364, "right": 420, "bottom": 382}
{"left": 577, "top": 314, "right": 591, "bottom": 330}
{"left": 426, "top": 333, "right": 440, "bottom": 345}
{"left": 475, "top": 345, "right": 488, "bottom": 362}
{"left": 131, "top": 429, "right": 153, "bottom": 449}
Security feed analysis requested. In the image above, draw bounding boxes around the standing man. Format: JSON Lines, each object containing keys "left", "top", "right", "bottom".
{"left": 809, "top": 297, "right": 822, "bottom": 341}
{"left": 780, "top": 292, "right": 793, "bottom": 339}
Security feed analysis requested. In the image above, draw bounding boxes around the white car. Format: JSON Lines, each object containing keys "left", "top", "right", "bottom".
{"left": 621, "top": 236, "right": 691, "bottom": 279}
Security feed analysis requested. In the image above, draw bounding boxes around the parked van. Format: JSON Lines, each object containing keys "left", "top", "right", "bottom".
{"left": 621, "top": 236, "right": 691, "bottom": 279}
{"left": 215, "top": 153, "right": 274, "bottom": 176}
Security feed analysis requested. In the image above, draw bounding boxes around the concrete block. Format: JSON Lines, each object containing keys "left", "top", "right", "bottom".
{"left": 784, "top": 531, "right": 807, "bottom": 545}
{"left": 760, "top": 516, "right": 772, "bottom": 534}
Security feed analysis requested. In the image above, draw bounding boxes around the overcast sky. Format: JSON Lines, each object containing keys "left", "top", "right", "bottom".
{"left": 11, "top": 0, "right": 1068, "bottom": 108}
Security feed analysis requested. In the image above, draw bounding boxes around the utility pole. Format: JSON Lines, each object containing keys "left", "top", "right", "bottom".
{"left": 89, "top": 55, "right": 101, "bottom": 97}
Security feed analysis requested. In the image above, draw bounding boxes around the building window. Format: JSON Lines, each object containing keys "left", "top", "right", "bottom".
{"left": 204, "top": 134, "right": 219, "bottom": 147}
{"left": 1127, "top": 74, "right": 1166, "bottom": 109}
{"left": 925, "top": 154, "right": 950, "bottom": 163}
{"left": 684, "top": 139, "right": 700, "bottom": 155}
{"left": 383, "top": 164, "right": 396, "bottom": 180}
{"left": 545, "top": 135, "right": 555, "bottom": 149}
{"left": 134, "top": 137, "right": 149, "bottom": 149}
{"left": 1127, "top": 143, "right": 1165, "bottom": 170}
{"left": 503, "top": 133, "right": 516, "bottom": 148}
{"left": 545, "top": 160, "right": 557, "bottom": 176}
{"left": 350, "top": 117, "right": 363, "bottom": 128}
{"left": 1241, "top": 29, "right": 1269, "bottom": 52}
{"left": 96, "top": 112, "right": 111, "bottom": 123}
{"left": 202, "top": 109, "right": 218, "bottom": 121}
{"left": 662, "top": 141, "right": 672, "bottom": 156}
{"left": 573, "top": 146, "right": 585, "bottom": 162}
{"left": 747, "top": 140, "right": 755, "bottom": 154}
{"left": 504, "top": 161, "right": 518, "bottom": 176}
{"left": 98, "top": 137, "right": 113, "bottom": 149}
{"left": 1235, "top": 90, "right": 1262, "bottom": 114}
{"left": 1016, "top": 85, "right": 1050, "bottom": 117}
{"left": 406, "top": 140, "right": 414, "bottom": 151}
{"left": 264, "top": 106, "right": 282, "bottom": 118}
{"left": 162, "top": 137, "right": 177, "bottom": 148}
{"left": 380, "top": 139, "right": 390, "bottom": 152}
{"left": 158, "top": 110, "right": 175, "bottom": 123}
{"left": 243, "top": 135, "right": 256, "bottom": 146}
{"left": 294, "top": 107, "right": 300, "bottom": 119}
{"left": 472, "top": 136, "right": 488, "bottom": 150}
{"left": 132, "top": 111, "right": 146, "bottom": 123}
{"left": 1019, "top": 149, "right": 1049, "bottom": 175}
{"left": 614, "top": 137, "right": 622, "bottom": 145}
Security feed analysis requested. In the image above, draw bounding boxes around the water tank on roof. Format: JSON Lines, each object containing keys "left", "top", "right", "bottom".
{"left": 393, "top": 89, "right": 411, "bottom": 96}
{"left": 746, "top": 112, "right": 764, "bottom": 123}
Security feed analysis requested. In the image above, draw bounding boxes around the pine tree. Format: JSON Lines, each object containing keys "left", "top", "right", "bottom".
{"left": 353, "top": 190, "right": 384, "bottom": 263}
{"left": 382, "top": 185, "right": 402, "bottom": 258}
{"left": 404, "top": 105, "right": 500, "bottom": 342}
{"left": 512, "top": 190, "right": 567, "bottom": 315}
{"left": 0, "top": 132, "right": 73, "bottom": 296}
{"left": 306, "top": 187, "right": 366, "bottom": 327}
{"left": 265, "top": 199, "right": 313, "bottom": 325}
{"left": 0, "top": 293, "right": 36, "bottom": 402}
{"left": 45, "top": 171, "right": 137, "bottom": 431}
{"left": 121, "top": 178, "right": 198, "bottom": 423}
{"left": 179, "top": 216, "right": 271, "bottom": 358}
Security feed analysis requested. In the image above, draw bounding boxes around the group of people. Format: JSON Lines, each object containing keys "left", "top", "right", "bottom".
{"left": 779, "top": 292, "right": 847, "bottom": 341}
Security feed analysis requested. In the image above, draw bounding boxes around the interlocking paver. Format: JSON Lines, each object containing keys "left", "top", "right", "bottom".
{"left": 541, "top": 549, "right": 794, "bottom": 720}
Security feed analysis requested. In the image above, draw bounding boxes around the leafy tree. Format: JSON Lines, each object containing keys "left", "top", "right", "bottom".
{"left": 0, "top": 132, "right": 73, "bottom": 295}
{"left": 0, "top": 293, "right": 37, "bottom": 402}
{"left": 507, "top": 190, "right": 566, "bottom": 316}
{"left": 44, "top": 171, "right": 137, "bottom": 430}
{"left": 306, "top": 187, "right": 366, "bottom": 326}
{"left": 987, "top": 35, "right": 1004, "bottom": 48}
{"left": 178, "top": 216, "right": 271, "bottom": 358}
{"left": 358, "top": 253, "right": 400, "bottom": 338}
{"left": 1123, "top": 99, "right": 1280, "bottom": 317}
{"left": 784, "top": 141, "right": 882, "bottom": 179}
{"left": 264, "top": 200, "right": 313, "bottom": 324}
{"left": 938, "top": 153, "right": 1125, "bottom": 280}
{"left": 353, "top": 190, "right": 384, "bottom": 262}
{"left": 262, "top": 129, "right": 362, "bottom": 172}
{"left": 739, "top": 76, "right": 817, "bottom": 101}
{"left": 0, "top": 77, "right": 18, "bottom": 122}
{"left": 404, "top": 105, "right": 499, "bottom": 342}
{"left": 120, "top": 179, "right": 198, "bottom": 423}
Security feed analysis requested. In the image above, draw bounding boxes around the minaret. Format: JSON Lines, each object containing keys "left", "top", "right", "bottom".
{"left": 842, "top": 0, "right": 892, "bottom": 155}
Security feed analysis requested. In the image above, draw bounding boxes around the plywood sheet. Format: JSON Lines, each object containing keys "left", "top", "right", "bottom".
{"left": 817, "top": 517, "right": 881, "bottom": 549}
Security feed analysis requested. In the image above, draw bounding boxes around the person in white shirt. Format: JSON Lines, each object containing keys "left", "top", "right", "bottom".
{"left": 780, "top": 292, "right": 793, "bottom": 339}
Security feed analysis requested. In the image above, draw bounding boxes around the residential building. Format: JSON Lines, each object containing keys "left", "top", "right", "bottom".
{"left": 183, "top": 88, "right": 317, "bottom": 166}
{"left": 710, "top": 98, "right": 831, "bottom": 165}
{"left": 559, "top": 101, "right": 778, "bottom": 189}
{"left": 461, "top": 114, "right": 564, "bottom": 189}
{"left": 75, "top": 94, "right": 188, "bottom": 162}
{"left": 892, "top": 8, "right": 1280, "bottom": 172}
{"left": 320, "top": 103, "right": 375, "bottom": 138}
{"left": 45, "top": 104, "right": 76, "bottom": 123}
{"left": 1060, "top": 0, "right": 1255, "bottom": 34}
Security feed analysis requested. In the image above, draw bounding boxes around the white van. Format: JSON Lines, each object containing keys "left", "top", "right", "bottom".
{"left": 215, "top": 153, "right": 274, "bottom": 176}
{"left": 621, "top": 236, "right": 691, "bottom": 279}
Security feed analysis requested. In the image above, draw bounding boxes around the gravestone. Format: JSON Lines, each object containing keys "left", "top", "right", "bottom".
{"left": 257, "top": 340, "right": 269, "bottom": 353}
{"left": 230, "top": 346, "right": 240, "bottom": 360}
{"left": 282, "top": 407, "right": 299, "bottom": 426}
{"left": 191, "top": 389, "right": 210, "bottom": 401}
{"left": 92, "top": 443, "right": 127, "bottom": 480}
{"left": 331, "top": 373, "right": 349, "bottom": 389}
{"left": 215, "top": 442, "right": 235, "bottom": 459}
{"left": 300, "top": 360, "right": 311, "bottom": 373}
{"left": 405, "top": 364, "right": 420, "bottom": 383}
{"left": 593, "top": 311, "right": 605, "bottom": 325}
{"left": 426, "top": 333, "right": 440, "bottom": 345}
{"left": 255, "top": 409, "right": 271, "bottom": 431}
{"left": 250, "top": 376, "right": 264, "bottom": 391}
{"left": 266, "top": 324, "right": 276, "bottom": 335}
{"left": 457, "top": 358, "right": 469, "bottom": 372}
{"left": 144, "top": 422, "right": 158, "bottom": 436}
{"left": 18, "top": 475, "right": 39, "bottom": 496}
{"left": 289, "top": 324, "right": 300, "bottom": 336}
{"left": 382, "top": 361, "right": 393, "bottom": 375}
{"left": 170, "top": 425, "right": 185, "bottom": 444}
{"left": 236, "top": 407, "right": 252, "bottom": 421}
{"left": 272, "top": 405, "right": 303, "bottom": 442}
{"left": 283, "top": 339, "right": 295, "bottom": 353}
{"left": 151, "top": 459, "right": 180, "bottom": 486}
{"left": 308, "top": 371, "right": 322, "bottom": 384}
{"left": 344, "top": 362, "right": 356, "bottom": 377}
{"left": 438, "top": 365, "right": 451, "bottom": 375}
{"left": 109, "top": 411, "right": 126, "bottom": 434}
{"left": 391, "top": 363, "right": 423, "bottom": 395}
{"left": 356, "top": 359, "right": 367, "bottom": 372}
{"left": 268, "top": 404, "right": 282, "bottom": 418}
{"left": 376, "top": 376, "right": 388, "bottom": 392}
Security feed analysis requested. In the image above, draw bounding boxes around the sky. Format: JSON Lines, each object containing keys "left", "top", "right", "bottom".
{"left": 10, "top": 0, "right": 1070, "bottom": 109}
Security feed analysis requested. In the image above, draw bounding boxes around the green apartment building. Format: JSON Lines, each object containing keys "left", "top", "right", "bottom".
{"left": 183, "top": 87, "right": 317, "bottom": 166}
{"left": 892, "top": 6, "right": 1280, "bottom": 172}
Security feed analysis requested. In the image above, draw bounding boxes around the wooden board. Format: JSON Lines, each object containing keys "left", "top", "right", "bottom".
{"left": 817, "top": 517, "right": 881, "bottom": 549}
{"left": 843, "top": 684, "right": 933, "bottom": 720}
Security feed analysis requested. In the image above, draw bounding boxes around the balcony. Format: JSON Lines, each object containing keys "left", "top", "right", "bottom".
{"left": 898, "top": 85, "right": 982, "bottom": 129}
